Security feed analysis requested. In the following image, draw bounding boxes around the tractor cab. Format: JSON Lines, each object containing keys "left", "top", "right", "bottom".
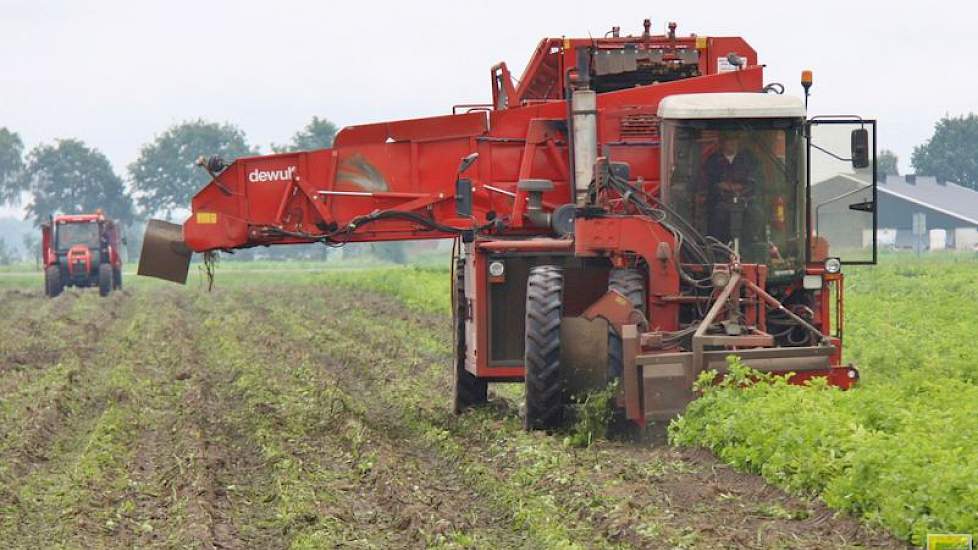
{"left": 56, "top": 218, "right": 101, "bottom": 250}
{"left": 659, "top": 92, "right": 878, "bottom": 278}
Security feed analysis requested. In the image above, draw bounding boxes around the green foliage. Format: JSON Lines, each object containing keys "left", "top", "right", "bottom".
{"left": 911, "top": 113, "right": 978, "bottom": 189}
{"left": 670, "top": 256, "right": 978, "bottom": 544}
{"left": 129, "top": 119, "right": 254, "bottom": 218}
{"left": 326, "top": 265, "right": 450, "bottom": 313}
{"left": 272, "top": 116, "right": 338, "bottom": 153}
{"left": 0, "top": 127, "right": 25, "bottom": 203}
{"left": 20, "top": 139, "right": 134, "bottom": 226}
{"left": 564, "top": 381, "right": 618, "bottom": 448}
{"left": 877, "top": 148, "right": 899, "bottom": 178}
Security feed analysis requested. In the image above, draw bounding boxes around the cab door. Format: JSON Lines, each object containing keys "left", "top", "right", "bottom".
{"left": 806, "top": 118, "right": 877, "bottom": 264}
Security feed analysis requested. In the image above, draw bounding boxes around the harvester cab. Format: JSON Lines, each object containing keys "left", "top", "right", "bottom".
{"left": 659, "top": 93, "right": 877, "bottom": 274}
{"left": 42, "top": 211, "right": 124, "bottom": 297}
{"left": 137, "top": 20, "right": 878, "bottom": 429}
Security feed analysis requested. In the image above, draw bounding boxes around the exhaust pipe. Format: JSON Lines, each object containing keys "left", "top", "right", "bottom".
{"left": 137, "top": 219, "right": 192, "bottom": 284}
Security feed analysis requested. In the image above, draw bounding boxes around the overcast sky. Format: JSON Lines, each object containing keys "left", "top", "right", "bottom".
{"left": 2, "top": 0, "right": 975, "bottom": 217}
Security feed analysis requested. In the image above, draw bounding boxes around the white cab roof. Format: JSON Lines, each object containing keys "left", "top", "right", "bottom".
{"left": 658, "top": 93, "right": 806, "bottom": 119}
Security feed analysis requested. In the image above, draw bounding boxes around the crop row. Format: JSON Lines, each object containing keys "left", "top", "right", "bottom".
{"left": 671, "top": 255, "right": 978, "bottom": 544}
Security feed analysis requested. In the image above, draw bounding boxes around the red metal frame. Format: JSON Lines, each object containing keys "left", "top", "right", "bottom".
{"left": 494, "top": 33, "right": 757, "bottom": 108}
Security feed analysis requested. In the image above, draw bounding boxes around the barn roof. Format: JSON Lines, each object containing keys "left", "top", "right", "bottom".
{"left": 879, "top": 175, "right": 978, "bottom": 226}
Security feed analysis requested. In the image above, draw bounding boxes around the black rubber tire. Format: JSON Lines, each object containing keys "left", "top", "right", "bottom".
{"left": 607, "top": 269, "right": 646, "bottom": 381}
{"left": 98, "top": 264, "right": 112, "bottom": 297}
{"left": 113, "top": 266, "right": 122, "bottom": 290}
{"left": 453, "top": 260, "right": 487, "bottom": 413}
{"left": 45, "top": 265, "right": 63, "bottom": 298}
{"left": 523, "top": 265, "right": 564, "bottom": 431}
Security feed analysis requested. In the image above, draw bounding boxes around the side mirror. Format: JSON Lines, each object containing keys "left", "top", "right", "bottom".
{"left": 851, "top": 128, "right": 869, "bottom": 169}
{"left": 455, "top": 152, "right": 479, "bottom": 217}
{"left": 455, "top": 178, "right": 473, "bottom": 217}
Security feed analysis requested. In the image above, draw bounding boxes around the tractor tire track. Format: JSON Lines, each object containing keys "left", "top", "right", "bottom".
{"left": 253, "top": 286, "right": 600, "bottom": 548}
{"left": 208, "top": 286, "right": 530, "bottom": 548}
{"left": 0, "top": 290, "right": 133, "bottom": 531}
{"left": 0, "top": 288, "right": 81, "bottom": 381}
{"left": 0, "top": 290, "right": 159, "bottom": 546}
{"left": 104, "top": 289, "right": 276, "bottom": 549}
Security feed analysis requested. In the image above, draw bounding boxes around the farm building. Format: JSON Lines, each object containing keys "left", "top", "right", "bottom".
{"left": 812, "top": 174, "right": 978, "bottom": 251}
{"left": 877, "top": 175, "right": 978, "bottom": 250}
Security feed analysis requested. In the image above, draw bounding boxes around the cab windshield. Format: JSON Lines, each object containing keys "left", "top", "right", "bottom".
{"left": 661, "top": 117, "right": 806, "bottom": 275}
{"left": 56, "top": 221, "right": 100, "bottom": 250}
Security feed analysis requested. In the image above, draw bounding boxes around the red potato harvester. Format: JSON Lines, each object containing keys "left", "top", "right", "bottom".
{"left": 139, "top": 20, "right": 878, "bottom": 429}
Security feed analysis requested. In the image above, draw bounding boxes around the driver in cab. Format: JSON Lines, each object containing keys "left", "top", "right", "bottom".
{"left": 702, "top": 130, "right": 761, "bottom": 246}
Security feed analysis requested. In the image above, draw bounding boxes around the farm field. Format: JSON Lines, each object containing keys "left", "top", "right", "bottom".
{"left": 0, "top": 255, "right": 969, "bottom": 548}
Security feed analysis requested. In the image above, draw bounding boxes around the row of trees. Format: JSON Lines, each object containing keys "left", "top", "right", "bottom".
{"left": 875, "top": 113, "right": 978, "bottom": 182}
{"left": 0, "top": 117, "right": 338, "bottom": 226}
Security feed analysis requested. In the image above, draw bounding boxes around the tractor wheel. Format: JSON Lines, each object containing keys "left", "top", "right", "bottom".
{"left": 607, "top": 268, "right": 646, "bottom": 381}
{"left": 98, "top": 264, "right": 113, "bottom": 297}
{"left": 44, "top": 266, "right": 63, "bottom": 298}
{"left": 452, "top": 260, "right": 486, "bottom": 413}
{"left": 523, "top": 265, "right": 564, "bottom": 431}
{"left": 113, "top": 266, "right": 123, "bottom": 290}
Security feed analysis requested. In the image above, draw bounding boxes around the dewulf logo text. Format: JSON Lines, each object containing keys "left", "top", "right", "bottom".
{"left": 248, "top": 166, "right": 296, "bottom": 182}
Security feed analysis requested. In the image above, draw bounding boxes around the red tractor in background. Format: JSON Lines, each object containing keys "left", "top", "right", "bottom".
{"left": 139, "top": 20, "right": 878, "bottom": 429}
{"left": 42, "top": 211, "right": 124, "bottom": 297}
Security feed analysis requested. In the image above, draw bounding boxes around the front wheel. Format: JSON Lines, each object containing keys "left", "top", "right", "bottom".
{"left": 523, "top": 265, "right": 564, "bottom": 431}
{"left": 98, "top": 264, "right": 112, "bottom": 297}
{"left": 45, "top": 266, "right": 63, "bottom": 298}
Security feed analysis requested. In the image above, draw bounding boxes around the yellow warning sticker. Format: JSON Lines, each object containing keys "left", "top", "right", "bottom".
{"left": 196, "top": 212, "right": 218, "bottom": 224}
{"left": 695, "top": 36, "right": 708, "bottom": 49}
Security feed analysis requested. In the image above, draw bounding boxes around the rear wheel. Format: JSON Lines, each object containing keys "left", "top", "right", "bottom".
{"left": 113, "top": 266, "right": 122, "bottom": 290}
{"left": 453, "top": 260, "right": 487, "bottom": 413}
{"left": 607, "top": 268, "right": 646, "bottom": 381}
{"left": 524, "top": 265, "right": 564, "bottom": 431}
{"left": 44, "top": 266, "right": 63, "bottom": 298}
{"left": 98, "top": 264, "right": 112, "bottom": 297}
